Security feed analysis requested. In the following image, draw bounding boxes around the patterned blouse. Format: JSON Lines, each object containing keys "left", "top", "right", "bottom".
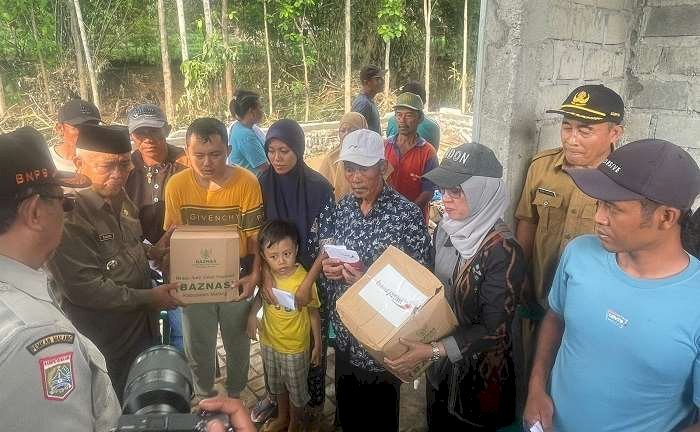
{"left": 322, "top": 184, "right": 432, "bottom": 372}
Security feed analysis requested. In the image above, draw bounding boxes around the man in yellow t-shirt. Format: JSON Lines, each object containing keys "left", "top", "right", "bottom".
{"left": 163, "top": 117, "right": 264, "bottom": 401}
{"left": 247, "top": 221, "right": 321, "bottom": 432}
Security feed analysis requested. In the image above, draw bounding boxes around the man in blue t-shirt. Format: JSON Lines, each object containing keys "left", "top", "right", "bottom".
{"left": 351, "top": 65, "right": 385, "bottom": 134}
{"left": 524, "top": 139, "right": 700, "bottom": 432}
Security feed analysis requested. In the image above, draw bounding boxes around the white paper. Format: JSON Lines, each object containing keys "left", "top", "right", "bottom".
{"left": 530, "top": 422, "right": 544, "bottom": 432}
{"left": 272, "top": 288, "right": 296, "bottom": 311}
{"left": 324, "top": 244, "right": 360, "bottom": 263}
{"left": 358, "top": 264, "right": 428, "bottom": 327}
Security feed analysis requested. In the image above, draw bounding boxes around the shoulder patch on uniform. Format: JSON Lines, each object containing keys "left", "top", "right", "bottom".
{"left": 39, "top": 352, "right": 75, "bottom": 401}
{"left": 26, "top": 332, "right": 75, "bottom": 355}
{"left": 531, "top": 147, "right": 563, "bottom": 162}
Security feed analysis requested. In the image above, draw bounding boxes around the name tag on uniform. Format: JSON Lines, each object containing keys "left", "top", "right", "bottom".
{"left": 537, "top": 187, "right": 557, "bottom": 197}
{"left": 26, "top": 332, "right": 75, "bottom": 355}
{"left": 98, "top": 233, "right": 114, "bottom": 242}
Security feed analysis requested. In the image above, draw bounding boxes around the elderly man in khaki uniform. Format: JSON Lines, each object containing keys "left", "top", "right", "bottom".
{"left": 48, "top": 124, "right": 181, "bottom": 402}
{"left": 0, "top": 127, "right": 120, "bottom": 431}
{"left": 514, "top": 84, "right": 624, "bottom": 377}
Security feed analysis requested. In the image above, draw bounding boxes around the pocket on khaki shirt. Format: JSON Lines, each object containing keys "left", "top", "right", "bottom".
{"left": 532, "top": 191, "right": 564, "bottom": 233}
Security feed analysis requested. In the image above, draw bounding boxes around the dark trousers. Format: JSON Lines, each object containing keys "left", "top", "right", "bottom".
{"left": 427, "top": 379, "right": 495, "bottom": 432}
{"left": 107, "top": 335, "right": 154, "bottom": 403}
{"left": 334, "top": 350, "right": 401, "bottom": 432}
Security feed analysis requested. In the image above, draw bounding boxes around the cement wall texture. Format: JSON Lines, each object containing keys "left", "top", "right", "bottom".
{"left": 472, "top": 0, "right": 700, "bottom": 218}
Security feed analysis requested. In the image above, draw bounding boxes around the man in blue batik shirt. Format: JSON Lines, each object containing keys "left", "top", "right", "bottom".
{"left": 524, "top": 139, "right": 700, "bottom": 432}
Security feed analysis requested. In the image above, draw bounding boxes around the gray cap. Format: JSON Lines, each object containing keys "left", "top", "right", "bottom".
{"left": 423, "top": 142, "right": 503, "bottom": 188}
{"left": 127, "top": 104, "right": 167, "bottom": 133}
{"left": 568, "top": 139, "right": 700, "bottom": 210}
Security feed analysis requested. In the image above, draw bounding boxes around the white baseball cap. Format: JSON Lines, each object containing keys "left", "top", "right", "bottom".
{"left": 337, "top": 129, "right": 385, "bottom": 167}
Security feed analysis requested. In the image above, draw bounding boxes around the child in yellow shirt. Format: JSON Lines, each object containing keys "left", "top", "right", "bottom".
{"left": 247, "top": 220, "right": 321, "bottom": 432}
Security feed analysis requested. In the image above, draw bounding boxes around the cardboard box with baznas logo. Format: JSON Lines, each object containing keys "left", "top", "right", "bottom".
{"left": 169, "top": 226, "right": 241, "bottom": 303}
{"left": 336, "top": 246, "right": 458, "bottom": 381}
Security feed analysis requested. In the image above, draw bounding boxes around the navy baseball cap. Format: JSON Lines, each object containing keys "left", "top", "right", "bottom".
{"left": 0, "top": 127, "right": 91, "bottom": 197}
{"left": 568, "top": 139, "right": 700, "bottom": 210}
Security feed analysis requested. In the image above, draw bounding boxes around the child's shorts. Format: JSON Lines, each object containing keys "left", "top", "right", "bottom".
{"left": 261, "top": 344, "right": 310, "bottom": 408}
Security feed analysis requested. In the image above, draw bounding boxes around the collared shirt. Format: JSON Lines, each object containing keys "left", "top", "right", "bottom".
{"left": 125, "top": 144, "right": 188, "bottom": 244}
{"left": 385, "top": 134, "right": 438, "bottom": 218}
{"left": 324, "top": 184, "right": 432, "bottom": 372}
{"left": 351, "top": 93, "right": 381, "bottom": 134}
{"left": 514, "top": 148, "right": 598, "bottom": 310}
{"left": 0, "top": 255, "right": 120, "bottom": 431}
{"left": 47, "top": 189, "right": 157, "bottom": 358}
{"left": 386, "top": 114, "right": 441, "bottom": 151}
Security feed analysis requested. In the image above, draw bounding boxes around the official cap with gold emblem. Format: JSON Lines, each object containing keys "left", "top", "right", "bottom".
{"left": 547, "top": 84, "right": 624, "bottom": 124}
{"left": 0, "top": 127, "right": 91, "bottom": 198}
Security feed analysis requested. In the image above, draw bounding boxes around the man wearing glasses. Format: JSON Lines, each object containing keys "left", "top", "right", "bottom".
{"left": 47, "top": 124, "right": 181, "bottom": 402}
{"left": 0, "top": 127, "right": 121, "bottom": 431}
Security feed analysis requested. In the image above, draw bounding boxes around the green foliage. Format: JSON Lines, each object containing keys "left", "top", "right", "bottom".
{"left": 178, "top": 32, "right": 237, "bottom": 121}
{"left": 377, "top": 0, "right": 406, "bottom": 42}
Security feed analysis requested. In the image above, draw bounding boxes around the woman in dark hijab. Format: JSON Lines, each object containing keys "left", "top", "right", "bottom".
{"left": 258, "top": 119, "right": 334, "bottom": 431}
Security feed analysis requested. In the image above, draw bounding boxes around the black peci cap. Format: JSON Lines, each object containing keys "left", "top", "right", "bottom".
{"left": 423, "top": 142, "right": 503, "bottom": 188}
{"left": 57, "top": 99, "right": 101, "bottom": 126}
{"left": 547, "top": 84, "right": 624, "bottom": 124}
{"left": 568, "top": 139, "right": 700, "bottom": 210}
{"left": 77, "top": 124, "right": 132, "bottom": 154}
{"left": 0, "top": 127, "right": 91, "bottom": 197}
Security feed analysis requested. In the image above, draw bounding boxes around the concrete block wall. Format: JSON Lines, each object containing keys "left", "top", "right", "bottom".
{"left": 530, "top": 1, "right": 636, "bottom": 152}
{"left": 625, "top": 0, "right": 700, "bottom": 162}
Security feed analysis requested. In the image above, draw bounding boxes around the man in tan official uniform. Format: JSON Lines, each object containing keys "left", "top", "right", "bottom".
{"left": 514, "top": 84, "right": 625, "bottom": 377}
{"left": 48, "top": 124, "right": 181, "bottom": 402}
{"left": 0, "top": 126, "right": 120, "bottom": 431}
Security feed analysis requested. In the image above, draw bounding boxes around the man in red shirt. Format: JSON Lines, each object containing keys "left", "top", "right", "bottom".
{"left": 385, "top": 92, "right": 438, "bottom": 219}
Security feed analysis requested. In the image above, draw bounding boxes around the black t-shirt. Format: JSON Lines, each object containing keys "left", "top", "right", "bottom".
{"left": 683, "top": 210, "right": 700, "bottom": 259}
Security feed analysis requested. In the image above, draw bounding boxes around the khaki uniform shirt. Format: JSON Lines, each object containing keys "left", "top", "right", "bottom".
{"left": 515, "top": 148, "right": 598, "bottom": 309}
{"left": 0, "top": 255, "right": 120, "bottom": 431}
{"left": 47, "top": 188, "right": 157, "bottom": 360}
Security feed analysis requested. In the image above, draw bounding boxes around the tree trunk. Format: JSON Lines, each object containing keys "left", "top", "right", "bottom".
{"left": 72, "top": 0, "right": 100, "bottom": 108}
{"left": 0, "top": 71, "right": 6, "bottom": 116}
{"left": 29, "top": 5, "right": 53, "bottom": 112}
{"left": 344, "top": 0, "right": 351, "bottom": 113}
{"left": 296, "top": 19, "right": 310, "bottom": 122}
{"left": 263, "top": 0, "right": 273, "bottom": 116}
{"left": 461, "top": 0, "right": 469, "bottom": 113}
{"left": 384, "top": 38, "right": 391, "bottom": 103}
{"left": 222, "top": 0, "right": 234, "bottom": 103}
{"left": 69, "top": 0, "right": 89, "bottom": 99}
{"left": 176, "top": 0, "right": 189, "bottom": 61}
{"left": 423, "top": 0, "right": 432, "bottom": 111}
{"left": 202, "top": 0, "right": 214, "bottom": 38}
{"left": 157, "top": 0, "right": 175, "bottom": 121}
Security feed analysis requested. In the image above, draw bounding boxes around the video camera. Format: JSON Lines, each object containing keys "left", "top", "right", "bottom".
{"left": 112, "top": 345, "right": 233, "bottom": 432}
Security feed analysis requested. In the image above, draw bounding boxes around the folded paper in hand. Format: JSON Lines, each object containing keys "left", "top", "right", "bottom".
{"left": 272, "top": 288, "right": 296, "bottom": 310}
{"left": 324, "top": 244, "right": 361, "bottom": 263}
{"left": 358, "top": 264, "right": 428, "bottom": 327}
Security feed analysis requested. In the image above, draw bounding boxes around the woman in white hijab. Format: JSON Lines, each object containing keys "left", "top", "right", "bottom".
{"left": 385, "top": 142, "right": 526, "bottom": 431}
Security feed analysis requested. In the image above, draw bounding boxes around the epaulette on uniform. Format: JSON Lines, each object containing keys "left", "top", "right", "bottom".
{"left": 531, "top": 147, "right": 563, "bottom": 162}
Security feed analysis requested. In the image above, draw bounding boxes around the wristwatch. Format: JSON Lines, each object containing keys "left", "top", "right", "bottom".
{"left": 430, "top": 342, "right": 441, "bottom": 362}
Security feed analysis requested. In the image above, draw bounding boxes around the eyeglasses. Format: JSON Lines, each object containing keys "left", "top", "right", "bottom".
{"left": 439, "top": 187, "right": 463, "bottom": 199}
